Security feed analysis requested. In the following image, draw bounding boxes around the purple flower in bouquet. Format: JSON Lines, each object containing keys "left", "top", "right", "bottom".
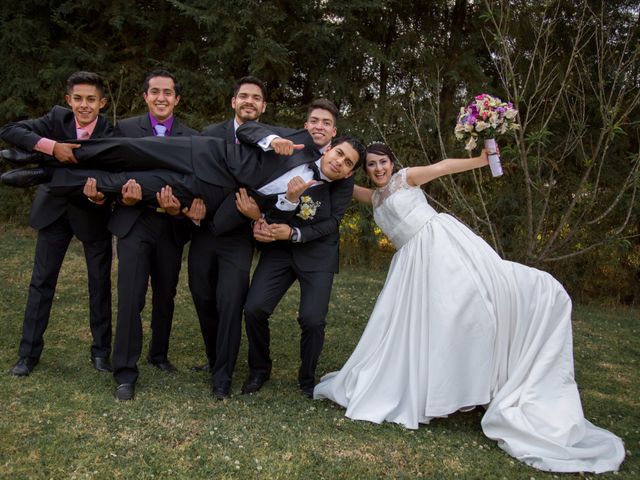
{"left": 454, "top": 94, "right": 519, "bottom": 177}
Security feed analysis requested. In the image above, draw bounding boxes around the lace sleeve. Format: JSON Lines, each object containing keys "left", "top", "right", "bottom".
{"left": 373, "top": 168, "right": 412, "bottom": 207}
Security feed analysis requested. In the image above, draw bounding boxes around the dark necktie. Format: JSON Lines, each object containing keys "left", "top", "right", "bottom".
{"left": 308, "top": 161, "right": 323, "bottom": 182}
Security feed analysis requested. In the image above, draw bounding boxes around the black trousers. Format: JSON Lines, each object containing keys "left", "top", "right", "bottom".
{"left": 243, "top": 247, "right": 334, "bottom": 389}
{"left": 19, "top": 213, "right": 112, "bottom": 360}
{"left": 112, "top": 210, "right": 183, "bottom": 385}
{"left": 50, "top": 168, "right": 197, "bottom": 207}
{"left": 48, "top": 168, "right": 229, "bottom": 225}
{"left": 188, "top": 227, "right": 253, "bottom": 389}
{"left": 76, "top": 136, "right": 196, "bottom": 174}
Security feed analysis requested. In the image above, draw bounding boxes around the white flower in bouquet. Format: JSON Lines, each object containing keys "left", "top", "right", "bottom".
{"left": 465, "top": 136, "right": 478, "bottom": 151}
{"left": 505, "top": 108, "right": 518, "bottom": 119}
{"left": 475, "top": 121, "right": 489, "bottom": 132}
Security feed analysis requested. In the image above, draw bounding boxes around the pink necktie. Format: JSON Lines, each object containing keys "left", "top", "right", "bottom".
{"left": 77, "top": 128, "right": 90, "bottom": 140}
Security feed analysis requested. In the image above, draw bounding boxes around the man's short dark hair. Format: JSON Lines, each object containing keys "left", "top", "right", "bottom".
{"left": 307, "top": 98, "right": 339, "bottom": 124}
{"left": 331, "top": 135, "right": 366, "bottom": 170}
{"left": 233, "top": 76, "right": 266, "bottom": 99}
{"left": 143, "top": 69, "right": 181, "bottom": 97}
{"left": 66, "top": 71, "right": 106, "bottom": 97}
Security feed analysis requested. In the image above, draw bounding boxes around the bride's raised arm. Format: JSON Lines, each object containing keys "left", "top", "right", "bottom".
{"left": 406, "top": 149, "right": 489, "bottom": 188}
{"left": 352, "top": 184, "right": 373, "bottom": 205}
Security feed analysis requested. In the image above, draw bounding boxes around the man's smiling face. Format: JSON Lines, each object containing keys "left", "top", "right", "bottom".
{"left": 144, "top": 76, "right": 180, "bottom": 121}
{"left": 232, "top": 83, "right": 266, "bottom": 124}
{"left": 319, "top": 141, "right": 359, "bottom": 181}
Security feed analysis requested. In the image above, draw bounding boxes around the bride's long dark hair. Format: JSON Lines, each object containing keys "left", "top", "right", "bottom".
{"left": 364, "top": 143, "right": 401, "bottom": 174}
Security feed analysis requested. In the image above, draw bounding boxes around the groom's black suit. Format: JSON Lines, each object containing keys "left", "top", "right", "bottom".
{"left": 48, "top": 125, "right": 320, "bottom": 226}
{"left": 0, "top": 105, "right": 113, "bottom": 363}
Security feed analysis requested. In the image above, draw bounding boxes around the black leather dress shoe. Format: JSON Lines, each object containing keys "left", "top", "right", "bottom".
{"left": 212, "top": 384, "right": 230, "bottom": 401}
{"left": 114, "top": 383, "right": 135, "bottom": 401}
{"left": 148, "top": 358, "right": 178, "bottom": 373}
{"left": 241, "top": 374, "right": 270, "bottom": 394}
{"left": 9, "top": 357, "right": 39, "bottom": 376}
{"left": 0, "top": 149, "right": 45, "bottom": 166}
{"left": 91, "top": 356, "right": 113, "bottom": 373}
{"left": 1, "top": 167, "right": 52, "bottom": 188}
{"left": 300, "top": 386, "right": 314, "bottom": 399}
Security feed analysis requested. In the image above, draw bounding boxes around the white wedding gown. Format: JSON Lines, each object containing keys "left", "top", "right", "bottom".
{"left": 314, "top": 169, "right": 624, "bottom": 473}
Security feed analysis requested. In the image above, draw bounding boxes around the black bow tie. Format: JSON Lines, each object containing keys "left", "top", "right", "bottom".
{"left": 308, "top": 161, "right": 323, "bottom": 182}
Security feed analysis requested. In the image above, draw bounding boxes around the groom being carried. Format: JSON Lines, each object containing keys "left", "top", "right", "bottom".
{"left": 1, "top": 127, "right": 364, "bottom": 400}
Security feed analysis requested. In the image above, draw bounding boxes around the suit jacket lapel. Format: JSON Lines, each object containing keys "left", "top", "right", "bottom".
{"left": 262, "top": 154, "right": 320, "bottom": 187}
{"left": 138, "top": 115, "right": 153, "bottom": 136}
{"left": 62, "top": 113, "right": 77, "bottom": 140}
{"left": 172, "top": 118, "right": 187, "bottom": 136}
{"left": 225, "top": 119, "right": 236, "bottom": 144}
{"left": 262, "top": 129, "right": 321, "bottom": 184}
{"left": 94, "top": 115, "right": 110, "bottom": 138}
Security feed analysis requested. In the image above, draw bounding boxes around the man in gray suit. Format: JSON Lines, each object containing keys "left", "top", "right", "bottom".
{"left": 103, "top": 69, "right": 198, "bottom": 400}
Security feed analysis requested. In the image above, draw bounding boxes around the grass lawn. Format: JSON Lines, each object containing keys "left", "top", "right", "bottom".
{"left": 0, "top": 226, "right": 637, "bottom": 479}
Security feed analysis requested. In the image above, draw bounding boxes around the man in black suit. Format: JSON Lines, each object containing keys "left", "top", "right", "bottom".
{"left": 190, "top": 76, "right": 267, "bottom": 399}
{"left": 104, "top": 69, "right": 198, "bottom": 400}
{"left": 0, "top": 71, "right": 113, "bottom": 376}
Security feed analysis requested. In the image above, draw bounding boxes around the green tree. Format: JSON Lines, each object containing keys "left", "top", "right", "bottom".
{"left": 0, "top": 0, "right": 637, "bottom": 301}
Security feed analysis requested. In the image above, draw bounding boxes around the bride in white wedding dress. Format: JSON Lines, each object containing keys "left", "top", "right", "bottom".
{"left": 313, "top": 143, "right": 625, "bottom": 473}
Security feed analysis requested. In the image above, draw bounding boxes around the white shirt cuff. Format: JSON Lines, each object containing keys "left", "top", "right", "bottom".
{"left": 257, "top": 134, "right": 280, "bottom": 151}
{"left": 275, "top": 194, "right": 299, "bottom": 211}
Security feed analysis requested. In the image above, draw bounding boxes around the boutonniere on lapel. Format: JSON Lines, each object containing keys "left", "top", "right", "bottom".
{"left": 297, "top": 195, "right": 322, "bottom": 220}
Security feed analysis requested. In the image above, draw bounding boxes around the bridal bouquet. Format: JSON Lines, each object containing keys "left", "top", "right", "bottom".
{"left": 455, "top": 94, "right": 519, "bottom": 177}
